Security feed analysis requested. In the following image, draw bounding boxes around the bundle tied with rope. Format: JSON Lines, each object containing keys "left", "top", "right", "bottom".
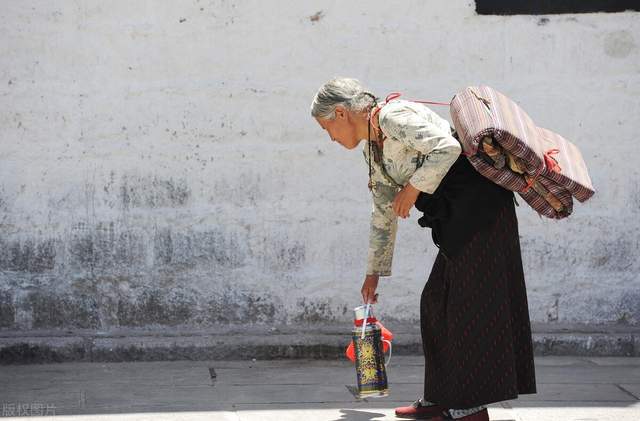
{"left": 367, "top": 87, "right": 594, "bottom": 219}
{"left": 449, "top": 85, "right": 595, "bottom": 219}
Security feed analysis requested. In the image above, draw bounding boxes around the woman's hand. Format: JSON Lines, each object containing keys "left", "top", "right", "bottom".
{"left": 393, "top": 183, "right": 421, "bottom": 218}
{"left": 361, "top": 274, "right": 380, "bottom": 304}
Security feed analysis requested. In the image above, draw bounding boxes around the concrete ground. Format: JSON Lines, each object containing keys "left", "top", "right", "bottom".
{"left": 0, "top": 356, "right": 639, "bottom": 421}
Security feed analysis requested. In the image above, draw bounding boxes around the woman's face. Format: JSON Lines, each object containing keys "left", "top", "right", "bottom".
{"left": 315, "top": 106, "right": 363, "bottom": 150}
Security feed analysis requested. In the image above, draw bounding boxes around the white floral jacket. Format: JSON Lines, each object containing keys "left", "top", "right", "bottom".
{"left": 363, "top": 99, "right": 462, "bottom": 276}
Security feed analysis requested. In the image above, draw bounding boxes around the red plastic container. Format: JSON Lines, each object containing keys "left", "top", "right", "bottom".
{"left": 346, "top": 317, "right": 393, "bottom": 362}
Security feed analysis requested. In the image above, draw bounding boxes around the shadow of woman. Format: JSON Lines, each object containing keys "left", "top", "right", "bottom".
{"left": 328, "top": 408, "right": 388, "bottom": 421}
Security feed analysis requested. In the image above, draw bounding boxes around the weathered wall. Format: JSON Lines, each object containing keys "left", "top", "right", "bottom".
{"left": 0, "top": 1, "right": 638, "bottom": 339}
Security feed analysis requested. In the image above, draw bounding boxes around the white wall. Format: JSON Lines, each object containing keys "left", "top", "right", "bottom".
{"left": 0, "top": 1, "right": 638, "bottom": 331}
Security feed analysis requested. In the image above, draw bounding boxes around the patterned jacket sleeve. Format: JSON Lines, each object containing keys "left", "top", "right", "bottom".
{"left": 363, "top": 149, "right": 399, "bottom": 277}
{"left": 379, "top": 101, "right": 462, "bottom": 194}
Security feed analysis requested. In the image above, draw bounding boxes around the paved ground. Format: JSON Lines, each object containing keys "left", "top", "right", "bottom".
{"left": 0, "top": 356, "right": 639, "bottom": 420}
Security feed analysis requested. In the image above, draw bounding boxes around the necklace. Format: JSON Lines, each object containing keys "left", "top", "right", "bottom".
{"left": 367, "top": 110, "right": 411, "bottom": 191}
{"left": 367, "top": 109, "right": 386, "bottom": 191}
{"left": 367, "top": 115, "right": 377, "bottom": 191}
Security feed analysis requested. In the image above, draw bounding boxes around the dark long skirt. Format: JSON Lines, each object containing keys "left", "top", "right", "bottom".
{"left": 415, "top": 156, "right": 537, "bottom": 409}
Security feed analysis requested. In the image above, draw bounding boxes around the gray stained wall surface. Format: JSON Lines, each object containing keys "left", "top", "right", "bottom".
{"left": 0, "top": 2, "right": 638, "bottom": 348}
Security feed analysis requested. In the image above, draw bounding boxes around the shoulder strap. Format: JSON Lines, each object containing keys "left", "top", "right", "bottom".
{"left": 370, "top": 92, "right": 450, "bottom": 133}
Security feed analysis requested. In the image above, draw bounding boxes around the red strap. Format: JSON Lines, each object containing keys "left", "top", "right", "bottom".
{"left": 521, "top": 149, "right": 562, "bottom": 193}
{"left": 544, "top": 149, "right": 562, "bottom": 173}
{"left": 354, "top": 317, "right": 378, "bottom": 326}
{"left": 369, "top": 92, "right": 451, "bottom": 135}
{"left": 522, "top": 173, "right": 539, "bottom": 193}
{"left": 384, "top": 92, "right": 451, "bottom": 107}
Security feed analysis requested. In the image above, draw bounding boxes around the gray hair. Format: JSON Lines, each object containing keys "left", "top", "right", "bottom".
{"left": 310, "top": 77, "right": 377, "bottom": 120}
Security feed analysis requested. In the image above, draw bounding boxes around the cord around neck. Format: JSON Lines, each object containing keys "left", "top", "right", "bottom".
{"left": 367, "top": 102, "right": 385, "bottom": 191}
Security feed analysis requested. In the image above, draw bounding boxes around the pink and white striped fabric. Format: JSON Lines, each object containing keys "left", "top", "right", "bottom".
{"left": 450, "top": 86, "right": 595, "bottom": 219}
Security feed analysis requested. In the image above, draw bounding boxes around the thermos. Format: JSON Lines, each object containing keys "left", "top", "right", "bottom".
{"left": 351, "top": 304, "right": 392, "bottom": 398}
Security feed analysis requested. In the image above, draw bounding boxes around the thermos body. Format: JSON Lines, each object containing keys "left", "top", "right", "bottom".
{"left": 352, "top": 323, "right": 389, "bottom": 398}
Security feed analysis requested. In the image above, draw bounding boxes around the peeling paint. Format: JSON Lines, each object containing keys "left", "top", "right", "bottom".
{"left": 587, "top": 238, "right": 635, "bottom": 270}
{"left": 153, "top": 228, "right": 247, "bottom": 269}
{"left": 206, "top": 290, "right": 277, "bottom": 324}
{"left": 68, "top": 223, "right": 146, "bottom": 272}
{"left": 153, "top": 228, "right": 173, "bottom": 265}
{"left": 26, "top": 291, "right": 99, "bottom": 329}
{"left": 0, "top": 238, "right": 56, "bottom": 272}
{"left": 618, "top": 290, "right": 640, "bottom": 325}
{"left": 119, "top": 175, "right": 191, "bottom": 209}
{"left": 273, "top": 242, "right": 305, "bottom": 271}
{"left": 293, "top": 298, "right": 338, "bottom": 323}
{"left": 117, "top": 288, "right": 196, "bottom": 327}
{"left": 0, "top": 291, "right": 15, "bottom": 328}
{"left": 547, "top": 294, "right": 560, "bottom": 322}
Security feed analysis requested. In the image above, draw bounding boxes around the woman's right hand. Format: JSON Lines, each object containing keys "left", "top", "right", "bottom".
{"left": 361, "top": 274, "right": 380, "bottom": 304}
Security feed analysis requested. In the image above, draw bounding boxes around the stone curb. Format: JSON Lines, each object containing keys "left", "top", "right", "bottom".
{"left": 0, "top": 332, "right": 638, "bottom": 364}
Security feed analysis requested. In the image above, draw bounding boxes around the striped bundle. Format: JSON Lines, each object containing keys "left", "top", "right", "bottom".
{"left": 450, "top": 86, "right": 595, "bottom": 219}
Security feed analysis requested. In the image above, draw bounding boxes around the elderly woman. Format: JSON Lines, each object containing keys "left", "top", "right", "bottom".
{"left": 311, "top": 78, "right": 537, "bottom": 421}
